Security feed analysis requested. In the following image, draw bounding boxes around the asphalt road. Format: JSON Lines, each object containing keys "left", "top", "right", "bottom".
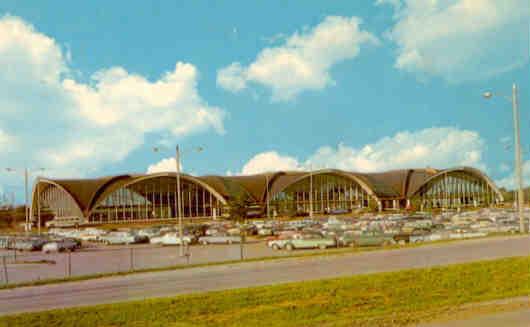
{"left": 0, "top": 235, "right": 528, "bottom": 316}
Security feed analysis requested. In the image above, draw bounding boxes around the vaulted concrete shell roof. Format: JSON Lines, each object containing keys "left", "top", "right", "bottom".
{"left": 407, "top": 166, "right": 504, "bottom": 201}
{"left": 32, "top": 166, "right": 502, "bottom": 215}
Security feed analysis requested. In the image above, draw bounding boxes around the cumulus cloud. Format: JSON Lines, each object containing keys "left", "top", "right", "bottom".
{"left": 217, "top": 16, "right": 379, "bottom": 101}
{"left": 147, "top": 157, "right": 182, "bottom": 174}
{"left": 379, "top": 0, "right": 529, "bottom": 82}
{"left": 239, "top": 127, "right": 486, "bottom": 174}
{"left": 496, "top": 161, "right": 530, "bottom": 189}
{"left": 240, "top": 151, "right": 303, "bottom": 175}
{"left": 0, "top": 15, "right": 225, "bottom": 181}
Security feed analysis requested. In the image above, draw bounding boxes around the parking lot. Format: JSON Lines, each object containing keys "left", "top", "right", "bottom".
{"left": 0, "top": 207, "right": 528, "bottom": 285}
{"left": 0, "top": 240, "right": 339, "bottom": 284}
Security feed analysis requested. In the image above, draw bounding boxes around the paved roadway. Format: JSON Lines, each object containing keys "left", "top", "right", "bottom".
{"left": 0, "top": 235, "right": 528, "bottom": 316}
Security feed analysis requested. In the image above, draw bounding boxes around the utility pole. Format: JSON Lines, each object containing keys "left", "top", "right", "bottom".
{"left": 309, "top": 168, "right": 313, "bottom": 218}
{"left": 175, "top": 145, "right": 184, "bottom": 257}
{"left": 484, "top": 83, "right": 526, "bottom": 233}
{"left": 265, "top": 174, "right": 270, "bottom": 220}
{"left": 37, "top": 179, "right": 41, "bottom": 235}
{"left": 511, "top": 84, "right": 525, "bottom": 233}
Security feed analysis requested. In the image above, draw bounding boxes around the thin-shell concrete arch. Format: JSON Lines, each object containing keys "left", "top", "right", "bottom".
{"left": 409, "top": 166, "right": 504, "bottom": 209}
{"left": 270, "top": 169, "right": 380, "bottom": 201}
{"left": 30, "top": 178, "right": 84, "bottom": 222}
{"left": 86, "top": 172, "right": 228, "bottom": 223}
{"left": 410, "top": 166, "right": 504, "bottom": 200}
{"left": 269, "top": 169, "right": 381, "bottom": 215}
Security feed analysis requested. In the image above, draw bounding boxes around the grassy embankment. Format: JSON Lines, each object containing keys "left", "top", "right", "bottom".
{"left": 1, "top": 256, "right": 529, "bottom": 327}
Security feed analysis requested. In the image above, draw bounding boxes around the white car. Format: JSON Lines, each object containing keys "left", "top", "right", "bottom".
{"left": 78, "top": 228, "right": 107, "bottom": 242}
{"left": 42, "top": 239, "right": 79, "bottom": 253}
{"left": 100, "top": 232, "right": 148, "bottom": 245}
{"left": 150, "top": 233, "right": 195, "bottom": 245}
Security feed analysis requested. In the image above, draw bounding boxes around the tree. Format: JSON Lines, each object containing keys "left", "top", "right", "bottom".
{"left": 227, "top": 193, "right": 253, "bottom": 260}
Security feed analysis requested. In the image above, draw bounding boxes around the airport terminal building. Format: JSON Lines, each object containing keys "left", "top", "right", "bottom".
{"left": 31, "top": 166, "right": 504, "bottom": 225}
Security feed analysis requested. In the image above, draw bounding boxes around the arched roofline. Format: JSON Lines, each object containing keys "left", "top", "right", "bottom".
{"left": 88, "top": 172, "right": 228, "bottom": 216}
{"left": 270, "top": 169, "right": 380, "bottom": 202}
{"left": 260, "top": 171, "right": 287, "bottom": 202}
{"left": 86, "top": 174, "right": 134, "bottom": 210}
{"left": 410, "top": 166, "right": 504, "bottom": 201}
{"left": 30, "top": 178, "right": 84, "bottom": 220}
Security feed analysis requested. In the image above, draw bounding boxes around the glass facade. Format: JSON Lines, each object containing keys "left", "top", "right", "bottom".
{"left": 413, "top": 172, "right": 499, "bottom": 210}
{"left": 88, "top": 176, "right": 225, "bottom": 223}
{"left": 270, "top": 173, "right": 374, "bottom": 216}
{"left": 38, "top": 184, "right": 83, "bottom": 220}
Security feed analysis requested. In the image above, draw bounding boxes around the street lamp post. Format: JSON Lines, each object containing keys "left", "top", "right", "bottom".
{"left": 153, "top": 145, "right": 202, "bottom": 256}
{"left": 5, "top": 167, "right": 46, "bottom": 235}
{"left": 484, "top": 83, "right": 526, "bottom": 233}
{"left": 175, "top": 145, "right": 183, "bottom": 257}
{"left": 265, "top": 174, "right": 270, "bottom": 220}
{"left": 309, "top": 166, "right": 313, "bottom": 218}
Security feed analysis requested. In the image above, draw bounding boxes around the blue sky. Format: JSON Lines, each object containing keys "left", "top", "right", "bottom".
{"left": 0, "top": 0, "right": 528, "bottom": 201}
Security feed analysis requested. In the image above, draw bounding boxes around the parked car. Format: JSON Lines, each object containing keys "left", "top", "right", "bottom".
{"left": 12, "top": 237, "right": 48, "bottom": 251}
{"left": 257, "top": 227, "right": 274, "bottom": 236}
{"left": 393, "top": 228, "right": 430, "bottom": 244}
{"left": 276, "top": 234, "right": 335, "bottom": 251}
{"left": 408, "top": 229, "right": 433, "bottom": 243}
{"left": 78, "top": 228, "right": 107, "bottom": 242}
{"left": 198, "top": 234, "right": 241, "bottom": 245}
{"left": 338, "top": 230, "right": 394, "bottom": 247}
{"left": 267, "top": 234, "right": 301, "bottom": 250}
{"left": 150, "top": 233, "right": 195, "bottom": 245}
{"left": 100, "top": 232, "right": 148, "bottom": 245}
{"left": 137, "top": 227, "right": 162, "bottom": 239}
{"left": 42, "top": 239, "right": 80, "bottom": 253}
{"left": 0, "top": 236, "right": 13, "bottom": 249}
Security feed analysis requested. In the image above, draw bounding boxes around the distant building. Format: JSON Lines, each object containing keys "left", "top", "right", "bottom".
{"left": 31, "top": 166, "right": 504, "bottom": 225}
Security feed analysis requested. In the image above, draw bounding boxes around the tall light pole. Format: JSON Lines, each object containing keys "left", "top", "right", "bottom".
{"left": 5, "top": 167, "right": 46, "bottom": 235}
{"left": 265, "top": 174, "right": 270, "bottom": 220}
{"left": 153, "top": 145, "right": 203, "bottom": 256}
{"left": 484, "top": 83, "right": 526, "bottom": 233}
{"left": 309, "top": 165, "right": 313, "bottom": 218}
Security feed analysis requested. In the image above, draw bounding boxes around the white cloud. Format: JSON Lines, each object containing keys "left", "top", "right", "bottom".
{"left": 380, "top": 0, "right": 529, "bottom": 82}
{"left": 216, "top": 63, "right": 247, "bottom": 93}
{"left": 240, "top": 151, "right": 302, "bottom": 175}
{"left": 496, "top": 161, "right": 530, "bottom": 189}
{"left": 499, "top": 163, "right": 511, "bottom": 173}
{"left": 217, "top": 16, "right": 379, "bottom": 101}
{"left": 0, "top": 15, "right": 225, "bottom": 181}
{"left": 240, "top": 127, "right": 486, "bottom": 174}
{"left": 147, "top": 157, "right": 181, "bottom": 174}
{"left": 375, "top": 0, "right": 402, "bottom": 10}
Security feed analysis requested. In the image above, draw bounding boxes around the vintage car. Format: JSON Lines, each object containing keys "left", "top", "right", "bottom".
{"left": 270, "top": 234, "right": 335, "bottom": 251}
{"left": 42, "top": 239, "right": 80, "bottom": 253}
{"left": 393, "top": 228, "right": 430, "bottom": 244}
{"left": 0, "top": 236, "right": 13, "bottom": 249}
{"left": 198, "top": 234, "right": 241, "bottom": 245}
{"left": 339, "top": 230, "right": 395, "bottom": 247}
{"left": 137, "top": 227, "right": 162, "bottom": 239}
{"left": 100, "top": 231, "right": 148, "bottom": 245}
{"left": 78, "top": 228, "right": 107, "bottom": 242}
{"left": 150, "top": 233, "right": 196, "bottom": 245}
{"left": 12, "top": 237, "right": 48, "bottom": 251}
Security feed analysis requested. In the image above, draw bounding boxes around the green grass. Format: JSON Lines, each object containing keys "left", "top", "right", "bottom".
{"left": 1, "top": 256, "right": 529, "bottom": 327}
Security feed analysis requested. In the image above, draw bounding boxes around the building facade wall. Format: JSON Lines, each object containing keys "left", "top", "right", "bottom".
{"left": 87, "top": 176, "right": 225, "bottom": 223}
